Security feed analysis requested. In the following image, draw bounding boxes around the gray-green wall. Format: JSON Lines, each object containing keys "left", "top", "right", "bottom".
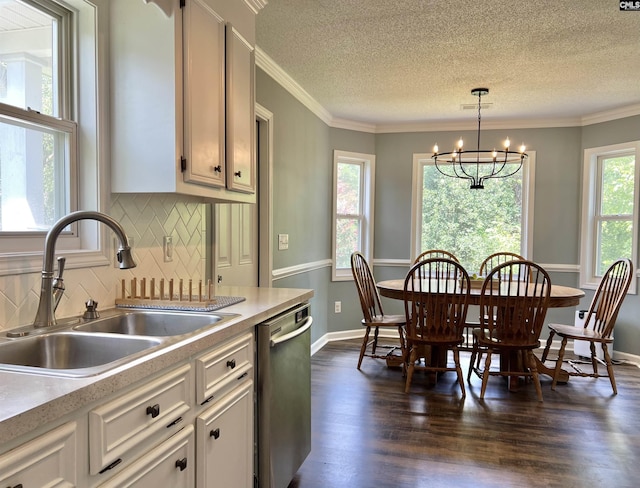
{"left": 257, "top": 66, "right": 640, "bottom": 356}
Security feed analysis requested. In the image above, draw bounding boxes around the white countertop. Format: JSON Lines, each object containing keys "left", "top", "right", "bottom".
{"left": 0, "top": 285, "right": 313, "bottom": 445}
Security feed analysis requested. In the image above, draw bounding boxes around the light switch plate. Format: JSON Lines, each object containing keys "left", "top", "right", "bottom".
{"left": 278, "top": 233, "right": 289, "bottom": 250}
{"left": 163, "top": 236, "right": 174, "bottom": 262}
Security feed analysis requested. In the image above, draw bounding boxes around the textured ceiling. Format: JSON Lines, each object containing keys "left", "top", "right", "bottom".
{"left": 256, "top": 0, "right": 640, "bottom": 128}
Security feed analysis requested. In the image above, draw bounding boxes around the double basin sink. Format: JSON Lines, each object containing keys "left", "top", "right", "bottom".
{"left": 0, "top": 310, "right": 237, "bottom": 377}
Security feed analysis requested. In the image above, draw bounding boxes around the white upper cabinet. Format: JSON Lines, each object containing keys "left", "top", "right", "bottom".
{"left": 111, "top": 0, "right": 261, "bottom": 203}
{"left": 182, "top": 0, "right": 227, "bottom": 189}
{"left": 225, "top": 24, "right": 256, "bottom": 193}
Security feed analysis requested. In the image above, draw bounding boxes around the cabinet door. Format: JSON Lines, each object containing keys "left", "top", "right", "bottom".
{"left": 225, "top": 24, "right": 256, "bottom": 194}
{"left": 0, "top": 422, "right": 76, "bottom": 487}
{"left": 182, "top": 0, "right": 226, "bottom": 188}
{"left": 196, "top": 381, "right": 253, "bottom": 488}
{"left": 98, "top": 426, "right": 194, "bottom": 488}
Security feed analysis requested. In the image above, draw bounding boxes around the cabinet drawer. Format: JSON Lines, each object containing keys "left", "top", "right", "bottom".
{"left": 0, "top": 421, "right": 76, "bottom": 487}
{"left": 195, "top": 332, "right": 253, "bottom": 405}
{"left": 89, "top": 364, "right": 191, "bottom": 475}
{"left": 98, "top": 425, "right": 194, "bottom": 488}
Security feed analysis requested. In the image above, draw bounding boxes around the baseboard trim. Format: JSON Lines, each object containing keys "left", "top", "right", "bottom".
{"left": 311, "top": 331, "right": 640, "bottom": 366}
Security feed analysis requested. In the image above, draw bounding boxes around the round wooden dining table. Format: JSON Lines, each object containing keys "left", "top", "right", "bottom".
{"left": 377, "top": 279, "right": 585, "bottom": 382}
{"left": 377, "top": 279, "right": 585, "bottom": 307}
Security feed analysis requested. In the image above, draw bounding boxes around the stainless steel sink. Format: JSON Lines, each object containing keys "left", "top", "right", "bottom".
{"left": 73, "top": 311, "right": 233, "bottom": 337}
{"left": 0, "top": 332, "right": 163, "bottom": 377}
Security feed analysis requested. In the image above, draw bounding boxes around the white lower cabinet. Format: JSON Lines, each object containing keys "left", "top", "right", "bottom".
{"left": 196, "top": 381, "right": 253, "bottom": 488}
{"left": 97, "top": 425, "right": 195, "bottom": 488}
{"left": 0, "top": 421, "right": 77, "bottom": 487}
{"left": 1, "top": 330, "right": 256, "bottom": 488}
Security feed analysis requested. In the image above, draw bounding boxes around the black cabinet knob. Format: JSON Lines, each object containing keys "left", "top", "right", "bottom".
{"left": 210, "top": 428, "right": 220, "bottom": 439}
{"left": 175, "top": 457, "right": 188, "bottom": 471}
{"left": 234, "top": 170, "right": 242, "bottom": 177}
{"left": 214, "top": 165, "right": 222, "bottom": 173}
{"left": 226, "top": 359, "right": 236, "bottom": 369}
{"left": 146, "top": 404, "right": 160, "bottom": 418}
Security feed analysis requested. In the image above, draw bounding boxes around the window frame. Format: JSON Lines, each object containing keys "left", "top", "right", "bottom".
{"left": 410, "top": 152, "right": 536, "bottom": 267}
{"left": 332, "top": 150, "right": 375, "bottom": 281}
{"left": 580, "top": 141, "right": 640, "bottom": 293}
{"left": 0, "top": 0, "right": 110, "bottom": 275}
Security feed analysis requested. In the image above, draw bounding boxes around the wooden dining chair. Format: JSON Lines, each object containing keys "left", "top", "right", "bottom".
{"left": 460, "top": 252, "right": 527, "bottom": 353}
{"left": 413, "top": 249, "right": 460, "bottom": 265}
{"left": 541, "top": 258, "right": 633, "bottom": 394}
{"left": 479, "top": 252, "right": 530, "bottom": 282}
{"left": 350, "top": 252, "right": 406, "bottom": 369}
{"left": 468, "top": 260, "right": 551, "bottom": 402}
{"left": 403, "top": 257, "right": 469, "bottom": 397}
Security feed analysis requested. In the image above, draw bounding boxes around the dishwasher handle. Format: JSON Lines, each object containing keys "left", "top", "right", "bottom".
{"left": 270, "top": 317, "right": 313, "bottom": 348}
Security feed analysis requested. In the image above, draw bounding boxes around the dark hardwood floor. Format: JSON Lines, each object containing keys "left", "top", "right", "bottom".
{"left": 289, "top": 339, "right": 640, "bottom": 488}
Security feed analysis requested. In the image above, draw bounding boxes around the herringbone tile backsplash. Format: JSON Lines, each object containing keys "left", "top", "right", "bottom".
{"left": 0, "top": 194, "right": 207, "bottom": 331}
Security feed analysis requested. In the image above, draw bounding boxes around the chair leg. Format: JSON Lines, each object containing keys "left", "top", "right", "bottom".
{"left": 357, "top": 327, "right": 371, "bottom": 369}
{"left": 526, "top": 350, "right": 543, "bottom": 402}
{"left": 541, "top": 330, "right": 555, "bottom": 362}
{"left": 480, "top": 351, "right": 492, "bottom": 399}
{"left": 551, "top": 337, "right": 568, "bottom": 391}
{"left": 453, "top": 348, "right": 466, "bottom": 398}
{"left": 602, "top": 344, "right": 617, "bottom": 395}
{"left": 371, "top": 326, "right": 380, "bottom": 355}
{"left": 404, "top": 347, "right": 417, "bottom": 393}
{"left": 467, "top": 339, "right": 478, "bottom": 382}
{"left": 590, "top": 341, "right": 599, "bottom": 375}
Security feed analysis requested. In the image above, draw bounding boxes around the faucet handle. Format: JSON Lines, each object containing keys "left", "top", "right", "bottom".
{"left": 55, "top": 256, "right": 66, "bottom": 279}
{"left": 83, "top": 298, "right": 100, "bottom": 319}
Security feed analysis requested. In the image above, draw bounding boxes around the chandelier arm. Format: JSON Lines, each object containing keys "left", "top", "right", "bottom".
{"left": 433, "top": 157, "right": 476, "bottom": 185}
{"left": 479, "top": 156, "right": 525, "bottom": 184}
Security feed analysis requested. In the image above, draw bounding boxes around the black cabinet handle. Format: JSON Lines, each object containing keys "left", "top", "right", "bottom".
{"left": 234, "top": 170, "right": 242, "bottom": 177}
{"left": 226, "top": 359, "right": 236, "bottom": 369}
{"left": 214, "top": 165, "right": 222, "bottom": 173}
{"left": 99, "top": 458, "right": 122, "bottom": 474}
{"left": 210, "top": 428, "right": 220, "bottom": 439}
{"left": 175, "top": 457, "right": 188, "bottom": 471}
{"left": 146, "top": 404, "right": 160, "bottom": 418}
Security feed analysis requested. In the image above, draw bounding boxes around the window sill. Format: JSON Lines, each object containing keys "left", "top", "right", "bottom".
{"left": 0, "top": 250, "right": 110, "bottom": 277}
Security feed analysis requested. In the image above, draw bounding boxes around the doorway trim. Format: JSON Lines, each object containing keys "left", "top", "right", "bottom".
{"left": 256, "top": 103, "right": 274, "bottom": 287}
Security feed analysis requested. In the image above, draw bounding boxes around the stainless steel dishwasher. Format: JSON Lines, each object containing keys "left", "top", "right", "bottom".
{"left": 256, "top": 302, "right": 312, "bottom": 488}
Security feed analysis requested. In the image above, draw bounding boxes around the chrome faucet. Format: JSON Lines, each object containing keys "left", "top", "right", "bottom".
{"left": 32, "top": 211, "right": 137, "bottom": 328}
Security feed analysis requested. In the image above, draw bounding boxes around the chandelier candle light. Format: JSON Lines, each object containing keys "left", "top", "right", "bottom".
{"left": 432, "top": 88, "right": 528, "bottom": 189}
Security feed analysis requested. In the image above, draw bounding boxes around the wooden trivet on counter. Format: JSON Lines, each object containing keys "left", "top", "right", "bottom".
{"left": 115, "top": 277, "right": 245, "bottom": 312}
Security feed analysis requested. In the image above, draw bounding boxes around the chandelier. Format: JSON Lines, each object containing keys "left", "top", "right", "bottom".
{"left": 432, "top": 88, "right": 528, "bottom": 189}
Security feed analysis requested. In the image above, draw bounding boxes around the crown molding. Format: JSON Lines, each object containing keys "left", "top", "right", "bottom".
{"left": 243, "top": 0, "right": 268, "bottom": 15}
{"left": 331, "top": 117, "right": 377, "bottom": 133}
{"left": 581, "top": 103, "right": 640, "bottom": 126}
{"left": 255, "top": 47, "right": 333, "bottom": 126}
{"left": 255, "top": 44, "right": 640, "bottom": 133}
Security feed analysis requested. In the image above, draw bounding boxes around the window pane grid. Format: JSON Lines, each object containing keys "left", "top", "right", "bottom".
{"left": 333, "top": 151, "right": 373, "bottom": 280}
{"left": 419, "top": 161, "right": 523, "bottom": 272}
{"left": 593, "top": 153, "right": 635, "bottom": 276}
{"left": 0, "top": 0, "right": 74, "bottom": 234}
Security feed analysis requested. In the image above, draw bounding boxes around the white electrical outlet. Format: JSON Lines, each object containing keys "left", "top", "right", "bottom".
{"left": 278, "top": 233, "right": 289, "bottom": 250}
{"left": 163, "top": 236, "right": 173, "bottom": 262}
{"left": 334, "top": 301, "right": 341, "bottom": 313}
